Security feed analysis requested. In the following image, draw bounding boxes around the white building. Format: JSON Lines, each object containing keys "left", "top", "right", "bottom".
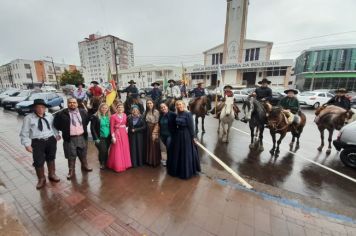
{"left": 78, "top": 34, "right": 134, "bottom": 84}
{"left": 0, "top": 59, "right": 36, "bottom": 89}
{"left": 186, "top": 0, "right": 293, "bottom": 88}
{"left": 118, "top": 65, "right": 182, "bottom": 88}
{"left": 0, "top": 59, "right": 80, "bottom": 89}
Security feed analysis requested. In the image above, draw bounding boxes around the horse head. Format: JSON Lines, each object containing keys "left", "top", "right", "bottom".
{"left": 242, "top": 98, "right": 254, "bottom": 121}
{"left": 346, "top": 108, "right": 356, "bottom": 124}
{"left": 267, "top": 106, "right": 283, "bottom": 130}
{"left": 222, "top": 97, "right": 234, "bottom": 117}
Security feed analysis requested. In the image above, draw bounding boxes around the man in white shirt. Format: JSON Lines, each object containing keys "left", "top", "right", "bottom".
{"left": 165, "top": 80, "right": 181, "bottom": 99}
{"left": 20, "top": 99, "right": 61, "bottom": 189}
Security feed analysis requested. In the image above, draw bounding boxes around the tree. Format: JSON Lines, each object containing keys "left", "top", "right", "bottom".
{"left": 59, "top": 69, "right": 84, "bottom": 86}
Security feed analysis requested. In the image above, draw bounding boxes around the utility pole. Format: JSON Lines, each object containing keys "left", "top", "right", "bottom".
{"left": 46, "top": 56, "right": 59, "bottom": 88}
{"left": 28, "top": 65, "right": 34, "bottom": 89}
{"left": 112, "top": 36, "right": 119, "bottom": 83}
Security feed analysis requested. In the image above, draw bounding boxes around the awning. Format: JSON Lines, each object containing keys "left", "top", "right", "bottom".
{"left": 303, "top": 72, "right": 356, "bottom": 78}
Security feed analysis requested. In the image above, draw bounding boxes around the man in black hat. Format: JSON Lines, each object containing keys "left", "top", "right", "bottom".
{"left": 73, "top": 82, "right": 87, "bottom": 102}
{"left": 279, "top": 89, "right": 301, "bottom": 124}
{"left": 121, "top": 80, "right": 139, "bottom": 100}
{"left": 149, "top": 82, "right": 162, "bottom": 103}
{"left": 326, "top": 88, "right": 350, "bottom": 110}
{"left": 253, "top": 78, "right": 272, "bottom": 102}
{"left": 189, "top": 82, "right": 211, "bottom": 114}
{"left": 89, "top": 80, "right": 103, "bottom": 97}
{"left": 211, "top": 85, "right": 239, "bottom": 120}
{"left": 53, "top": 98, "right": 92, "bottom": 180}
{"left": 165, "top": 80, "right": 181, "bottom": 99}
{"left": 20, "top": 99, "right": 61, "bottom": 189}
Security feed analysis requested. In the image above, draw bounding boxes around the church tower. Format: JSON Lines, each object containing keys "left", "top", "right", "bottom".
{"left": 222, "top": 0, "right": 249, "bottom": 85}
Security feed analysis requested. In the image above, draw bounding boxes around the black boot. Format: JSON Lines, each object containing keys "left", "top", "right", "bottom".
{"left": 47, "top": 161, "right": 60, "bottom": 182}
{"left": 67, "top": 159, "right": 76, "bottom": 180}
{"left": 79, "top": 157, "right": 93, "bottom": 172}
{"left": 35, "top": 167, "right": 46, "bottom": 189}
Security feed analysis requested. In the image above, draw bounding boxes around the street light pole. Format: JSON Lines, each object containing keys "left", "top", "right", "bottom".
{"left": 46, "top": 56, "right": 59, "bottom": 89}
{"left": 112, "top": 36, "right": 119, "bottom": 83}
{"left": 29, "top": 65, "right": 34, "bottom": 89}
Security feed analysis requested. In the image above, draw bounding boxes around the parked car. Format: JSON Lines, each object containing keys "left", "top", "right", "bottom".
{"left": 0, "top": 89, "right": 21, "bottom": 106}
{"left": 333, "top": 121, "right": 356, "bottom": 168}
{"left": 233, "top": 90, "right": 249, "bottom": 103}
{"left": 41, "top": 86, "right": 57, "bottom": 92}
{"left": 16, "top": 92, "right": 64, "bottom": 115}
{"left": 241, "top": 87, "right": 256, "bottom": 95}
{"left": 2, "top": 90, "right": 34, "bottom": 110}
{"left": 62, "top": 84, "right": 76, "bottom": 95}
{"left": 270, "top": 91, "right": 286, "bottom": 106}
{"left": 298, "top": 91, "right": 334, "bottom": 109}
{"left": 139, "top": 87, "right": 154, "bottom": 98}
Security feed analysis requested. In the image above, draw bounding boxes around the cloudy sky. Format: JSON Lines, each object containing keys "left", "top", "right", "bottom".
{"left": 1, "top": 0, "right": 356, "bottom": 66}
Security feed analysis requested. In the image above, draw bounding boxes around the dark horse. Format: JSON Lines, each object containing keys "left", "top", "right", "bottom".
{"left": 124, "top": 97, "right": 145, "bottom": 115}
{"left": 87, "top": 96, "right": 104, "bottom": 117}
{"left": 267, "top": 106, "right": 306, "bottom": 156}
{"left": 163, "top": 97, "right": 177, "bottom": 112}
{"left": 188, "top": 96, "right": 208, "bottom": 134}
{"left": 315, "top": 105, "right": 352, "bottom": 155}
{"left": 242, "top": 97, "right": 267, "bottom": 151}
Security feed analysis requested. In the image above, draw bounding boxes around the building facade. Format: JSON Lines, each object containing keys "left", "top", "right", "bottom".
{"left": 78, "top": 34, "right": 134, "bottom": 84}
{"left": 294, "top": 45, "right": 356, "bottom": 91}
{"left": 186, "top": 0, "right": 293, "bottom": 88}
{"left": 0, "top": 59, "right": 80, "bottom": 89}
{"left": 118, "top": 65, "right": 181, "bottom": 89}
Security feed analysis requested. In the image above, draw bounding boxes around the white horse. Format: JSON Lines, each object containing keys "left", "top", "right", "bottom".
{"left": 218, "top": 96, "right": 235, "bottom": 143}
{"left": 347, "top": 108, "right": 356, "bottom": 123}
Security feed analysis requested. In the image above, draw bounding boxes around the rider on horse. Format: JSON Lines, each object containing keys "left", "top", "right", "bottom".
{"left": 326, "top": 88, "right": 351, "bottom": 110}
{"left": 73, "top": 82, "right": 88, "bottom": 102}
{"left": 279, "top": 89, "right": 301, "bottom": 125}
{"left": 121, "top": 80, "right": 144, "bottom": 114}
{"left": 253, "top": 78, "right": 272, "bottom": 102}
{"left": 165, "top": 80, "right": 181, "bottom": 100}
{"left": 89, "top": 81, "right": 103, "bottom": 98}
{"left": 148, "top": 82, "right": 162, "bottom": 105}
{"left": 211, "top": 85, "right": 239, "bottom": 120}
{"left": 188, "top": 82, "right": 211, "bottom": 115}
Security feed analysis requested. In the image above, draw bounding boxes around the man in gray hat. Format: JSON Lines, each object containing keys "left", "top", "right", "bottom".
{"left": 20, "top": 99, "right": 61, "bottom": 189}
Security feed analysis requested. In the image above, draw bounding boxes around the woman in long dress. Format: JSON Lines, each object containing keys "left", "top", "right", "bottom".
{"left": 159, "top": 103, "right": 176, "bottom": 167}
{"left": 167, "top": 100, "right": 201, "bottom": 179}
{"left": 128, "top": 105, "right": 146, "bottom": 168}
{"left": 107, "top": 103, "right": 131, "bottom": 172}
{"left": 144, "top": 99, "right": 161, "bottom": 167}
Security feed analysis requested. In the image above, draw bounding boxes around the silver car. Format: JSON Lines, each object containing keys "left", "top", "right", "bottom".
{"left": 333, "top": 121, "right": 356, "bottom": 168}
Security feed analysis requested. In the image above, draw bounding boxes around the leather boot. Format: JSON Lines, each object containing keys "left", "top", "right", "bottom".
{"left": 67, "top": 159, "right": 76, "bottom": 180}
{"left": 79, "top": 157, "right": 92, "bottom": 172}
{"left": 35, "top": 167, "right": 46, "bottom": 189}
{"left": 47, "top": 161, "right": 60, "bottom": 182}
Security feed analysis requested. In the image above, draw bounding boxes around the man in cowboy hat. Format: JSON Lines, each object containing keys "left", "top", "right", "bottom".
{"left": 188, "top": 82, "right": 211, "bottom": 114}
{"left": 165, "top": 80, "right": 181, "bottom": 99}
{"left": 149, "top": 82, "right": 162, "bottom": 103}
{"left": 20, "top": 99, "right": 61, "bottom": 189}
{"left": 279, "top": 89, "right": 301, "bottom": 125}
{"left": 253, "top": 78, "right": 272, "bottom": 102}
{"left": 73, "top": 82, "right": 87, "bottom": 102}
{"left": 53, "top": 98, "right": 92, "bottom": 180}
{"left": 122, "top": 80, "right": 139, "bottom": 99}
{"left": 89, "top": 80, "right": 103, "bottom": 97}
{"left": 211, "top": 85, "right": 239, "bottom": 120}
{"left": 326, "top": 88, "right": 351, "bottom": 110}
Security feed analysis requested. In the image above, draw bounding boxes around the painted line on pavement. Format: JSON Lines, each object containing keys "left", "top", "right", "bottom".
{"left": 231, "top": 126, "right": 356, "bottom": 184}
{"left": 195, "top": 141, "right": 253, "bottom": 189}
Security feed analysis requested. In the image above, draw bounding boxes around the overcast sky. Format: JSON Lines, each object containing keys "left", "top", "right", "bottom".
{"left": 1, "top": 0, "right": 356, "bottom": 66}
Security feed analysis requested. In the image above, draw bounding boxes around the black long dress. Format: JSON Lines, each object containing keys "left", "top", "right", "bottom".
{"left": 167, "top": 111, "right": 201, "bottom": 179}
{"left": 128, "top": 115, "right": 146, "bottom": 167}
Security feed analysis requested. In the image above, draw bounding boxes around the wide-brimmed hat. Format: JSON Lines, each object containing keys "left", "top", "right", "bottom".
{"left": 224, "top": 85, "right": 233, "bottom": 90}
{"left": 196, "top": 82, "right": 204, "bottom": 86}
{"left": 167, "top": 79, "right": 176, "bottom": 84}
{"left": 336, "top": 88, "right": 348, "bottom": 93}
{"left": 30, "top": 99, "right": 49, "bottom": 108}
{"left": 128, "top": 80, "right": 136, "bottom": 84}
{"left": 76, "top": 82, "right": 85, "bottom": 88}
{"left": 151, "top": 82, "right": 160, "bottom": 86}
{"left": 91, "top": 81, "right": 99, "bottom": 85}
{"left": 258, "top": 78, "right": 271, "bottom": 85}
{"left": 284, "top": 89, "right": 298, "bottom": 94}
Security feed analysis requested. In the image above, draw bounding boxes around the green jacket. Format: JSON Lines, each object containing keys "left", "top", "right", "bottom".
{"left": 279, "top": 97, "right": 300, "bottom": 114}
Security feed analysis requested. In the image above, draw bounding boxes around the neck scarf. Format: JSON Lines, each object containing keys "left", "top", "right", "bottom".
{"left": 35, "top": 113, "right": 50, "bottom": 131}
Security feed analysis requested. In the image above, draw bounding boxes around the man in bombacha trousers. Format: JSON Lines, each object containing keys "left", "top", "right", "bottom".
{"left": 53, "top": 97, "right": 92, "bottom": 180}
{"left": 20, "top": 99, "right": 61, "bottom": 189}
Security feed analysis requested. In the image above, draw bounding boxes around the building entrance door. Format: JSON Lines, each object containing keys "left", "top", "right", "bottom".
{"left": 243, "top": 72, "right": 257, "bottom": 87}
{"left": 211, "top": 74, "right": 217, "bottom": 87}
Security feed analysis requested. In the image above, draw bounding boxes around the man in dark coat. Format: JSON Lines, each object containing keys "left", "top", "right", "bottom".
{"left": 326, "top": 88, "right": 351, "bottom": 110}
{"left": 189, "top": 82, "right": 211, "bottom": 114}
{"left": 149, "top": 82, "right": 162, "bottom": 104}
{"left": 254, "top": 78, "right": 272, "bottom": 101}
{"left": 122, "top": 80, "right": 139, "bottom": 99}
{"left": 279, "top": 89, "right": 301, "bottom": 124}
{"left": 53, "top": 98, "right": 92, "bottom": 180}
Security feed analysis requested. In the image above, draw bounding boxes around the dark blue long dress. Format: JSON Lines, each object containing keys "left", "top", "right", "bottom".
{"left": 167, "top": 111, "right": 201, "bottom": 179}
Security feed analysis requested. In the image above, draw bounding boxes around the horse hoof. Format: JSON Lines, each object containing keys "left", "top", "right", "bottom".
{"left": 326, "top": 149, "right": 331, "bottom": 155}
{"left": 202, "top": 130, "right": 206, "bottom": 134}
{"left": 275, "top": 150, "right": 280, "bottom": 155}
{"left": 289, "top": 142, "right": 294, "bottom": 147}
{"left": 317, "top": 147, "right": 323, "bottom": 152}
{"left": 258, "top": 146, "right": 264, "bottom": 152}
{"left": 249, "top": 144, "right": 254, "bottom": 149}
{"left": 269, "top": 149, "right": 275, "bottom": 155}
{"left": 274, "top": 153, "right": 280, "bottom": 158}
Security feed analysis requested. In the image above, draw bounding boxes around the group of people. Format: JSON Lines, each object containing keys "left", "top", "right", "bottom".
{"left": 20, "top": 88, "right": 201, "bottom": 190}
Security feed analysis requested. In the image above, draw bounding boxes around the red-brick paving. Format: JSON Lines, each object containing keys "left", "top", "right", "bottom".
{"left": 1, "top": 135, "right": 356, "bottom": 236}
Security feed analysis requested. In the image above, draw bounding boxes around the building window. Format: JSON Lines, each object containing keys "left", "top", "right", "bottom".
{"left": 255, "top": 48, "right": 260, "bottom": 61}
{"left": 24, "top": 64, "right": 31, "bottom": 69}
{"left": 245, "top": 48, "right": 260, "bottom": 62}
{"left": 212, "top": 54, "right": 215, "bottom": 65}
{"left": 219, "top": 53, "right": 223, "bottom": 64}
{"left": 26, "top": 73, "right": 32, "bottom": 79}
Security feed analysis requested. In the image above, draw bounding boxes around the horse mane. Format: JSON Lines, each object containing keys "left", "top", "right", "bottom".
{"left": 251, "top": 98, "right": 267, "bottom": 118}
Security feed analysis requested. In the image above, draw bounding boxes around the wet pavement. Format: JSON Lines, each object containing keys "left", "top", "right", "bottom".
{"left": 1, "top": 102, "right": 356, "bottom": 235}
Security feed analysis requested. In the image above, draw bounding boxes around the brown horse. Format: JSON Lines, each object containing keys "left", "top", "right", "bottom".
{"left": 124, "top": 97, "right": 144, "bottom": 115}
{"left": 315, "top": 105, "right": 352, "bottom": 154}
{"left": 267, "top": 106, "right": 306, "bottom": 157}
{"left": 188, "top": 96, "right": 208, "bottom": 134}
{"left": 87, "top": 96, "right": 104, "bottom": 116}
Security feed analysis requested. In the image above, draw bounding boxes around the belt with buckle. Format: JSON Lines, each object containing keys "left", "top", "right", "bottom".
{"left": 33, "top": 136, "right": 54, "bottom": 141}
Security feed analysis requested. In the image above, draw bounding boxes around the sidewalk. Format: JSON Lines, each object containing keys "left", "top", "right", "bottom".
{"left": 1, "top": 135, "right": 356, "bottom": 236}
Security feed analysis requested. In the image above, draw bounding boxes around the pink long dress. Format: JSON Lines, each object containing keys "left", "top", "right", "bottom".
{"left": 107, "top": 113, "right": 132, "bottom": 172}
